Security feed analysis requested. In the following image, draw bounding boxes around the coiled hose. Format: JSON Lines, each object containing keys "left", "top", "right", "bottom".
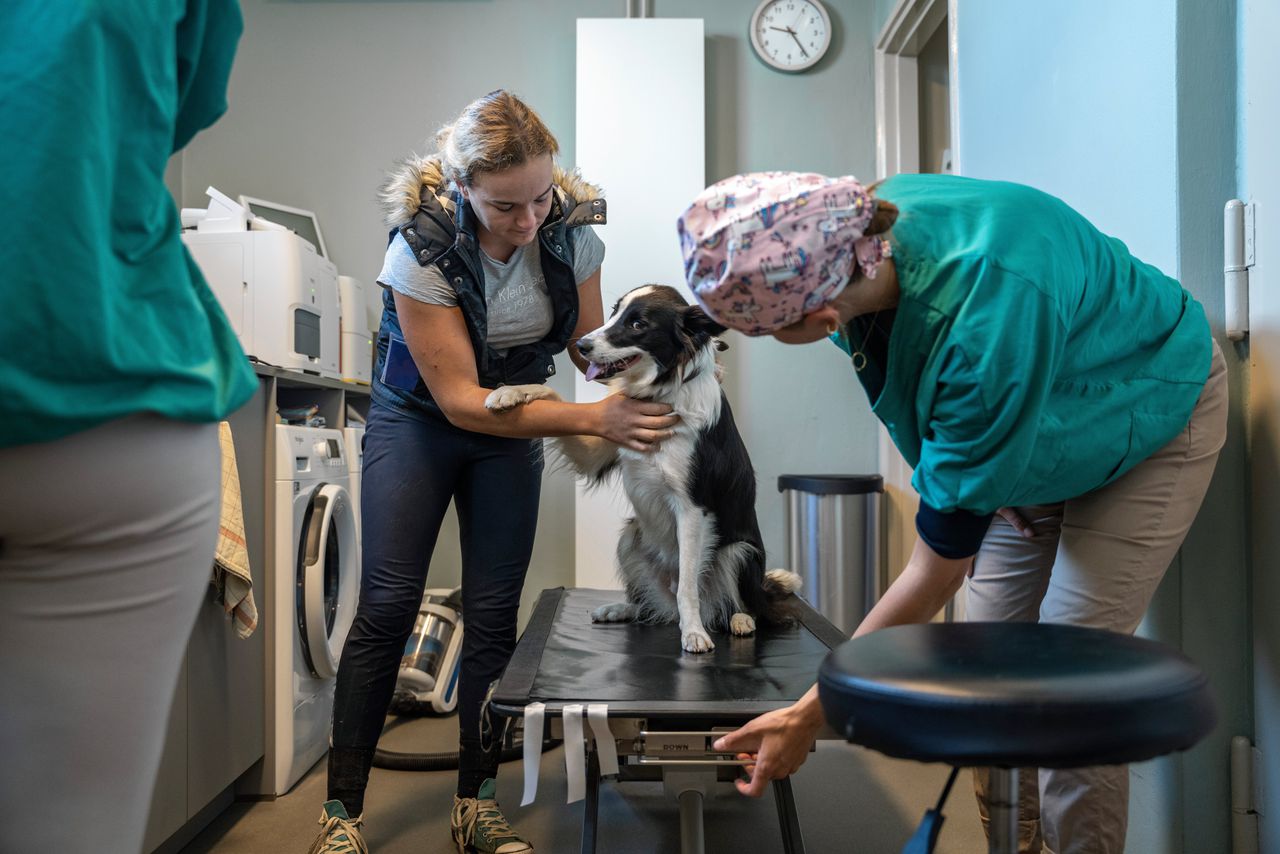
{"left": 371, "top": 692, "right": 558, "bottom": 771}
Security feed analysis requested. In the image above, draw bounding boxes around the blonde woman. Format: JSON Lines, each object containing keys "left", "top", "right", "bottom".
{"left": 312, "top": 91, "right": 677, "bottom": 854}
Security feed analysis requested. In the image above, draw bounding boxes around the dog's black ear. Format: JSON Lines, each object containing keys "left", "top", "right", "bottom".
{"left": 682, "top": 304, "right": 728, "bottom": 344}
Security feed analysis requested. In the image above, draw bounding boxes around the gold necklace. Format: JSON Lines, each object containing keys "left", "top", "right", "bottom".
{"left": 845, "top": 311, "right": 881, "bottom": 373}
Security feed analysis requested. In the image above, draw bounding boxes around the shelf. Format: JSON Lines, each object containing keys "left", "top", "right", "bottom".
{"left": 252, "top": 361, "right": 371, "bottom": 395}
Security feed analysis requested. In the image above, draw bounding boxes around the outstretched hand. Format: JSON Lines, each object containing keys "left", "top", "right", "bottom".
{"left": 595, "top": 394, "right": 680, "bottom": 452}
{"left": 713, "top": 698, "right": 825, "bottom": 797}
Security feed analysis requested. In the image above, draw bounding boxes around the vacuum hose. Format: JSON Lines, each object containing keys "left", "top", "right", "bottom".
{"left": 371, "top": 688, "right": 558, "bottom": 772}
{"left": 371, "top": 740, "right": 529, "bottom": 772}
{"left": 371, "top": 716, "right": 558, "bottom": 771}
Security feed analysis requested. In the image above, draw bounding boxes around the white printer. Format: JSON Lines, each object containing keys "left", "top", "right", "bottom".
{"left": 182, "top": 188, "right": 340, "bottom": 379}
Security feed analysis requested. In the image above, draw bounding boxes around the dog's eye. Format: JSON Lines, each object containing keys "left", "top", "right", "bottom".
{"left": 630, "top": 319, "right": 646, "bottom": 331}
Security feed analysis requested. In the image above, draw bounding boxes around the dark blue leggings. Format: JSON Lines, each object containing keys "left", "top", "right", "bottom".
{"left": 328, "top": 401, "right": 542, "bottom": 810}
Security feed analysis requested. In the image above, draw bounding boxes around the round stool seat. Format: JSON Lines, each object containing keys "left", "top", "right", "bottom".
{"left": 817, "top": 622, "right": 1216, "bottom": 769}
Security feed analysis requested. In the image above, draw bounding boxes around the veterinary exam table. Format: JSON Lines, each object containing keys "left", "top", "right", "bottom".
{"left": 489, "top": 587, "right": 847, "bottom": 854}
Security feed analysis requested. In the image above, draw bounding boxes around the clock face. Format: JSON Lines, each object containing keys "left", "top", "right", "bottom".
{"left": 750, "top": 0, "right": 832, "bottom": 73}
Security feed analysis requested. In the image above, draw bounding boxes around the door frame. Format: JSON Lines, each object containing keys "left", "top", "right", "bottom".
{"left": 873, "top": 0, "right": 959, "bottom": 605}
{"left": 875, "top": 0, "right": 958, "bottom": 178}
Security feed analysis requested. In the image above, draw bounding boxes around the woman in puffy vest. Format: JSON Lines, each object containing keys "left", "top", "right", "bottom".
{"left": 312, "top": 91, "right": 678, "bottom": 854}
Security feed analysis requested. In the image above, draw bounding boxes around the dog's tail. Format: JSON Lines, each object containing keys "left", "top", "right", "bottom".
{"left": 756, "top": 568, "right": 803, "bottom": 626}
{"left": 763, "top": 568, "right": 802, "bottom": 598}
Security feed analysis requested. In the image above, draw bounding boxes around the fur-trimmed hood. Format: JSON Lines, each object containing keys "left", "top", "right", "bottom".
{"left": 378, "top": 153, "right": 604, "bottom": 228}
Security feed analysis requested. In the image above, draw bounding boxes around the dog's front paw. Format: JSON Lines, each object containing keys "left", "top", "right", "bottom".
{"left": 484, "top": 384, "right": 556, "bottom": 412}
{"left": 681, "top": 626, "right": 715, "bottom": 653}
{"left": 591, "top": 602, "right": 636, "bottom": 623}
{"left": 729, "top": 613, "right": 756, "bottom": 636}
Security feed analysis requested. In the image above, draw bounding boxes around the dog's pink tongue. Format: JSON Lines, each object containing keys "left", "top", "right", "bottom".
{"left": 585, "top": 361, "right": 603, "bottom": 382}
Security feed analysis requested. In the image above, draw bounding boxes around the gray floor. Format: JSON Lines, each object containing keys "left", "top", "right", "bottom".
{"left": 178, "top": 714, "right": 985, "bottom": 853}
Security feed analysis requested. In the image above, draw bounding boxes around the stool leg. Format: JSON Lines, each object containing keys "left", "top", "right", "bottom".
{"left": 988, "top": 767, "right": 1019, "bottom": 854}
{"left": 773, "top": 777, "right": 808, "bottom": 854}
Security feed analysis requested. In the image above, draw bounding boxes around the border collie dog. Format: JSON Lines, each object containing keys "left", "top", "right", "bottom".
{"left": 485, "top": 284, "right": 800, "bottom": 653}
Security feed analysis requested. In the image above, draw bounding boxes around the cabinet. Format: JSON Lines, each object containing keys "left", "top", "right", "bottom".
{"left": 144, "top": 367, "right": 369, "bottom": 853}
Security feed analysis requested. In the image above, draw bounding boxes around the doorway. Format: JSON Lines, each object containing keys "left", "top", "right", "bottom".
{"left": 875, "top": 0, "right": 955, "bottom": 178}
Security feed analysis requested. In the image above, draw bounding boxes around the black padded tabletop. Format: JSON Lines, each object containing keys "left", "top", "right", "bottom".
{"left": 818, "top": 622, "right": 1217, "bottom": 769}
{"left": 490, "top": 588, "right": 847, "bottom": 721}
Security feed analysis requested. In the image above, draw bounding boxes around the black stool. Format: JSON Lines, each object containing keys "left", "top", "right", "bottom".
{"left": 817, "top": 622, "right": 1216, "bottom": 853}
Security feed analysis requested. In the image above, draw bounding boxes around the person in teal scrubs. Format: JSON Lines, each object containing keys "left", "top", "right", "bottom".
{"left": 678, "top": 171, "right": 1228, "bottom": 853}
{"left": 0, "top": 2, "right": 255, "bottom": 851}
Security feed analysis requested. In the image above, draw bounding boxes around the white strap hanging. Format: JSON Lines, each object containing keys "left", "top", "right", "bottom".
{"left": 562, "top": 704, "right": 587, "bottom": 803}
{"left": 587, "top": 704, "right": 619, "bottom": 777}
{"left": 520, "top": 702, "right": 545, "bottom": 806}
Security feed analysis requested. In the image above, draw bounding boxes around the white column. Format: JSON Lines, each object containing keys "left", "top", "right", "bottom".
{"left": 573, "top": 18, "right": 705, "bottom": 588}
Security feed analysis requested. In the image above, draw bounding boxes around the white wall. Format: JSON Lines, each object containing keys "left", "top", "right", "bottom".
{"left": 180, "top": 0, "right": 883, "bottom": 624}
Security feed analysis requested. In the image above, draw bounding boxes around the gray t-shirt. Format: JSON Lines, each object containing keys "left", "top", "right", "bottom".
{"left": 378, "top": 226, "right": 605, "bottom": 351}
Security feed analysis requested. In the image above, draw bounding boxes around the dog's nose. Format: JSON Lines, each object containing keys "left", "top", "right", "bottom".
{"left": 577, "top": 338, "right": 594, "bottom": 357}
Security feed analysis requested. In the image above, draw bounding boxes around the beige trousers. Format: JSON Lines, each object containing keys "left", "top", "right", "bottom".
{"left": 966, "top": 341, "right": 1228, "bottom": 854}
{"left": 0, "top": 415, "right": 220, "bottom": 854}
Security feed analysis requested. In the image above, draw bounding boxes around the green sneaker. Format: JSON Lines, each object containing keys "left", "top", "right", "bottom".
{"left": 308, "top": 800, "right": 367, "bottom": 854}
{"left": 450, "top": 778, "right": 533, "bottom": 854}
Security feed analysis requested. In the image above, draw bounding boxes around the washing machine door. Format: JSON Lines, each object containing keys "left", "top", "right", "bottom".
{"left": 296, "top": 482, "right": 358, "bottom": 679}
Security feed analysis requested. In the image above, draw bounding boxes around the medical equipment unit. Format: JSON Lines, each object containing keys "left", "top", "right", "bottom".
{"left": 181, "top": 188, "right": 340, "bottom": 378}
{"left": 491, "top": 587, "right": 847, "bottom": 854}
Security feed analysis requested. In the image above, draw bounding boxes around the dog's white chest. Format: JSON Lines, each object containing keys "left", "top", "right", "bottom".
{"left": 619, "top": 433, "right": 694, "bottom": 494}
{"left": 617, "top": 434, "right": 699, "bottom": 544}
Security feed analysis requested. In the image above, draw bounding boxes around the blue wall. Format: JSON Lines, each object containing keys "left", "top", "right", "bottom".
{"left": 955, "top": 1, "right": 1245, "bottom": 851}
{"left": 874, "top": 0, "right": 897, "bottom": 36}
{"left": 957, "top": 0, "right": 1178, "bottom": 271}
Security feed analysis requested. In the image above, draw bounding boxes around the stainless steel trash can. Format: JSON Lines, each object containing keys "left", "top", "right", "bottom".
{"left": 779, "top": 474, "right": 883, "bottom": 635}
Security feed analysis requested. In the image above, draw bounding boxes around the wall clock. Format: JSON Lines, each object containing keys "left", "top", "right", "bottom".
{"left": 749, "top": 0, "right": 832, "bottom": 73}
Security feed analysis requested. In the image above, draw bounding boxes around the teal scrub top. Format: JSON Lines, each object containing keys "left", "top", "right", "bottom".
{"left": 847, "top": 173, "right": 1211, "bottom": 515}
{"left": 0, "top": 0, "right": 256, "bottom": 450}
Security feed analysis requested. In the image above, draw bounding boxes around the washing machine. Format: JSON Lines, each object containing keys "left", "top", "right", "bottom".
{"left": 264, "top": 425, "right": 360, "bottom": 795}
{"left": 342, "top": 424, "right": 365, "bottom": 534}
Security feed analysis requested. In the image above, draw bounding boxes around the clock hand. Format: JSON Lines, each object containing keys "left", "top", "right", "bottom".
{"left": 788, "top": 28, "right": 810, "bottom": 58}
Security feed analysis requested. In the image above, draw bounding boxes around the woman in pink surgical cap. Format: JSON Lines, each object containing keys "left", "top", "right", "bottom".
{"left": 680, "top": 171, "right": 1226, "bottom": 854}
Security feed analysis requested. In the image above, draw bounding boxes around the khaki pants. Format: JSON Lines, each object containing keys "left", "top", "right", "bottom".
{"left": 0, "top": 415, "right": 220, "bottom": 854}
{"left": 966, "top": 341, "right": 1228, "bottom": 854}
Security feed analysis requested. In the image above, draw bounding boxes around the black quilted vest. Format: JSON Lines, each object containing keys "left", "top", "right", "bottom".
{"left": 371, "top": 185, "right": 606, "bottom": 421}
